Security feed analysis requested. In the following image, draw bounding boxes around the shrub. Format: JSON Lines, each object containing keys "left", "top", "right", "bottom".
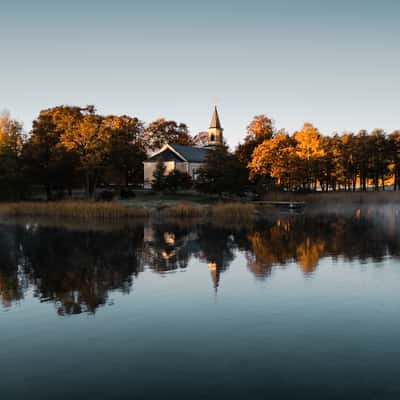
{"left": 120, "top": 188, "right": 136, "bottom": 199}
{"left": 164, "top": 170, "right": 193, "bottom": 192}
{"left": 96, "top": 190, "right": 115, "bottom": 202}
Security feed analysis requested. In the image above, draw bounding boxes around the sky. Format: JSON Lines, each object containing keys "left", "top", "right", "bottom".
{"left": 1, "top": 0, "right": 399, "bottom": 147}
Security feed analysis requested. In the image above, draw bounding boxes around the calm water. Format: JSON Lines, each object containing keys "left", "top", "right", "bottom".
{"left": 1, "top": 207, "right": 400, "bottom": 399}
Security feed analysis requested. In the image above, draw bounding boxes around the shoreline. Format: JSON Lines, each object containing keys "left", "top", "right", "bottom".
{"left": 0, "top": 194, "right": 399, "bottom": 224}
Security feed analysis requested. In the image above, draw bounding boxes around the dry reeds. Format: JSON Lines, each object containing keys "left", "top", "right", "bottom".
{"left": 160, "top": 202, "right": 205, "bottom": 218}
{"left": 211, "top": 202, "right": 257, "bottom": 223}
{"left": 0, "top": 201, "right": 149, "bottom": 220}
{"left": 159, "top": 201, "right": 258, "bottom": 223}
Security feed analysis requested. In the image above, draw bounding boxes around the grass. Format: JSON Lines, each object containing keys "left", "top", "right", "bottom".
{"left": 0, "top": 201, "right": 149, "bottom": 220}
{"left": 120, "top": 191, "right": 216, "bottom": 208}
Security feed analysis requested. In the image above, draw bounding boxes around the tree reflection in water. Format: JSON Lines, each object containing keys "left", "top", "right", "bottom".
{"left": 1, "top": 206, "right": 399, "bottom": 314}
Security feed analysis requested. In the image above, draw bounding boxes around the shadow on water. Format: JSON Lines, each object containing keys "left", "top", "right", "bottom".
{"left": 1, "top": 205, "right": 400, "bottom": 315}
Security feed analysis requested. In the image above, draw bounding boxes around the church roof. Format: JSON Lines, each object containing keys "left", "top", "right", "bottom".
{"left": 171, "top": 144, "right": 209, "bottom": 162}
{"left": 146, "top": 144, "right": 209, "bottom": 163}
{"left": 209, "top": 106, "right": 222, "bottom": 129}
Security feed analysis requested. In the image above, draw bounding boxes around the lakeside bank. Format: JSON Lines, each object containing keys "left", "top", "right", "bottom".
{"left": 1, "top": 192, "right": 399, "bottom": 223}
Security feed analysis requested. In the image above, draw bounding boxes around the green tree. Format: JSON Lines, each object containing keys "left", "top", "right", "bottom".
{"left": 196, "top": 146, "right": 247, "bottom": 196}
{"left": 152, "top": 160, "right": 167, "bottom": 191}
{"left": 105, "top": 115, "right": 146, "bottom": 186}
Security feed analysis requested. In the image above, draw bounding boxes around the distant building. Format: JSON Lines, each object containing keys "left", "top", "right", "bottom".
{"left": 143, "top": 107, "right": 223, "bottom": 188}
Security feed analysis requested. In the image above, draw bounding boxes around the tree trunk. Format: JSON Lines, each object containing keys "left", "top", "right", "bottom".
{"left": 85, "top": 171, "right": 90, "bottom": 198}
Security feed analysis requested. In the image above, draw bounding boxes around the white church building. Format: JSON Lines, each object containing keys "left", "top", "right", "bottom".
{"left": 143, "top": 107, "right": 224, "bottom": 188}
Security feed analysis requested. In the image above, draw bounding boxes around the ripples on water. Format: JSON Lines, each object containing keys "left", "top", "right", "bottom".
{"left": 0, "top": 206, "right": 400, "bottom": 399}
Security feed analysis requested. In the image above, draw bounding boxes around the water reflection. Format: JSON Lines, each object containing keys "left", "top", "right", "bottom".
{"left": 1, "top": 206, "right": 399, "bottom": 314}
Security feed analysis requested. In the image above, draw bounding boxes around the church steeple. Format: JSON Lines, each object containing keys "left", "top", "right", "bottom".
{"left": 207, "top": 106, "right": 223, "bottom": 146}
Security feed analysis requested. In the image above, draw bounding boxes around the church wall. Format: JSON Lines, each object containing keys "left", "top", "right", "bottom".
{"left": 175, "top": 162, "right": 188, "bottom": 174}
{"left": 143, "top": 161, "right": 176, "bottom": 188}
{"left": 143, "top": 161, "right": 206, "bottom": 188}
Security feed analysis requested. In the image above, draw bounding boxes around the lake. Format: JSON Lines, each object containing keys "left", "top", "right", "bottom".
{"left": 1, "top": 207, "right": 400, "bottom": 399}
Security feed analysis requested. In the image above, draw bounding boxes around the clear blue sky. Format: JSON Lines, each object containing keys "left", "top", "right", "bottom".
{"left": 1, "top": 0, "right": 399, "bottom": 147}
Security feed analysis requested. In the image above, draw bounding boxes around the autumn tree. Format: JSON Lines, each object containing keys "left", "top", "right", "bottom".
{"left": 293, "top": 123, "right": 325, "bottom": 191}
{"left": 60, "top": 113, "right": 110, "bottom": 197}
{"left": 0, "top": 112, "right": 26, "bottom": 200}
{"left": 236, "top": 115, "right": 275, "bottom": 170}
{"left": 24, "top": 106, "right": 86, "bottom": 199}
{"left": 369, "top": 129, "right": 390, "bottom": 190}
{"left": 144, "top": 119, "right": 193, "bottom": 151}
{"left": 389, "top": 131, "right": 400, "bottom": 190}
{"left": 248, "top": 132, "right": 297, "bottom": 190}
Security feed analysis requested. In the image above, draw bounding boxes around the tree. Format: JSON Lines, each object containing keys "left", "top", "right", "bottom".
{"left": 165, "top": 170, "right": 193, "bottom": 192}
{"left": 248, "top": 132, "right": 297, "bottom": 190}
{"left": 196, "top": 146, "right": 247, "bottom": 196}
{"left": 246, "top": 115, "right": 275, "bottom": 142}
{"left": 389, "top": 131, "right": 400, "bottom": 190}
{"left": 105, "top": 115, "right": 146, "bottom": 186}
{"left": 144, "top": 119, "right": 193, "bottom": 151}
{"left": 293, "top": 123, "right": 325, "bottom": 191}
{"left": 0, "top": 112, "right": 26, "bottom": 200}
{"left": 60, "top": 113, "right": 111, "bottom": 197}
{"left": 24, "top": 106, "right": 86, "bottom": 199}
{"left": 236, "top": 115, "right": 275, "bottom": 171}
{"left": 369, "top": 129, "right": 390, "bottom": 190}
{"left": 152, "top": 160, "right": 167, "bottom": 191}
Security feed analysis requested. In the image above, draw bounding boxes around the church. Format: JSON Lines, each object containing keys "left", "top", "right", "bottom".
{"left": 143, "top": 107, "right": 224, "bottom": 188}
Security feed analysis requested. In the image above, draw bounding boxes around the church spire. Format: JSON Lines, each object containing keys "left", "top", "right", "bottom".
{"left": 209, "top": 106, "right": 222, "bottom": 129}
{"left": 207, "top": 106, "right": 223, "bottom": 146}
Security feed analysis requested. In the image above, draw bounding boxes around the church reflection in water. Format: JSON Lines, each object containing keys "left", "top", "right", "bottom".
{"left": 1, "top": 206, "right": 400, "bottom": 315}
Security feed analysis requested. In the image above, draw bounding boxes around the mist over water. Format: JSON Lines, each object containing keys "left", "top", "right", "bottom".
{"left": 1, "top": 206, "right": 399, "bottom": 399}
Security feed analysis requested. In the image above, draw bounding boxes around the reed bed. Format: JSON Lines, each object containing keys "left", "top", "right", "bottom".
{"left": 0, "top": 201, "right": 149, "bottom": 220}
{"left": 160, "top": 202, "right": 206, "bottom": 218}
{"left": 159, "top": 201, "right": 258, "bottom": 223}
{"left": 211, "top": 202, "right": 257, "bottom": 224}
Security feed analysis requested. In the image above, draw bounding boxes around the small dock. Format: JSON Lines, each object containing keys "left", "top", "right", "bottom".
{"left": 254, "top": 201, "right": 306, "bottom": 210}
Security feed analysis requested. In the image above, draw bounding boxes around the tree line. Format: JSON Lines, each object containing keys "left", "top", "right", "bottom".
{"left": 1, "top": 105, "right": 400, "bottom": 200}
{"left": 0, "top": 106, "right": 193, "bottom": 199}
{"left": 239, "top": 116, "right": 400, "bottom": 192}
